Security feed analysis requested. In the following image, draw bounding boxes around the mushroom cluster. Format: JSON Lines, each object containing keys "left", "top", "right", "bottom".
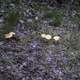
{"left": 41, "top": 33, "right": 60, "bottom": 41}
{"left": 41, "top": 34, "right": 52, "bottom": 40}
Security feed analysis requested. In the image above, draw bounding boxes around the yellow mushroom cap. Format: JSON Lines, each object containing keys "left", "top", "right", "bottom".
{"left": 5, "top": 32, "right": 15, "bottom": 39}
{"left": 53, "top": 36, "right": 60, "bottom": 41}
{"left": 45, "top": 34, "right": 52, "bottom": 40}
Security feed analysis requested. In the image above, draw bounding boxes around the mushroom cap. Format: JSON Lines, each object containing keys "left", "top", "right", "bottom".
{"left": 41, "top": 34, "right": 46, "bottom": 38}
{"left": 9, "top": 32, "right": 15, "bottom": 35}
{"left": 5, "top": 32, "right": 15, "bottom": 39}
{"left": 53, "top": 36, "right": 60, "bottom": 41}
{"left": 45, "top": 34, "right": 52, "bottom": 40}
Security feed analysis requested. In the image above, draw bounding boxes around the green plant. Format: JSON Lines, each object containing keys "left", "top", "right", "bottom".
{"left": 0, "top": 10, "right": 19, "bottom": 40}
{"left": 31, "top": 2, "right": 41, "bottom": 10}
{"left": 0, "top": 0, "right": 21, "bottom": 4}
{"left": 71, "top": 13, "right": 80, "bottom": 24}
{"left": 3, "top": 10, "right": 19, "bottom": 33}
{"left": 44, "top": 9, "right": 64, "bottom": 26}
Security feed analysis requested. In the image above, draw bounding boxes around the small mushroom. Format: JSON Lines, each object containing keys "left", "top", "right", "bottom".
{"left": 4, "top": 32, "right": 15, "bottom": 39}
{"left": 41, "top": 33, "right": 52, "bottom": 40}
{"left": 53, "top": 36, "right": 60, "bottom": 41}
{"left": 45, "top": 34, "right": 52, "bottom": 40}
{"left": 41, "top": 34, "right": 46, "bottom": 38}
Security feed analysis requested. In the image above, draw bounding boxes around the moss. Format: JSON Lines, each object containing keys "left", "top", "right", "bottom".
{"left": 0, "top": 57, "right": 17, "bottom": 65}
{"left": 0, "top": 10, "right": 19, "bottom": 40}
{"left": 74, "top": 0, "right": 80, "bottom": 10}
{"left": 31, "top": 2, "right": 49, "bottom": 11}
{"left": 3, "top": 10, "right": 19, "bottom": 33}
{"left": 0, "top": 0, "right": 11, "bottom": 3}
{"left": 13, "top": 0, "right": 21, "bottom": 4}
{"left": 68, "top": 54, "right": 77, "bottom": 66}
{"left": 31, "top": 2, "right": 41, "bottom": 10}
{"left": 71, "top": 13, "right": 80, "bottom": 24}
{"left": 44, "top": 9, "right": 64, "bottom": 26}
{"left": 25, "top": 20, "right": 39, "bottom": 31}
{"left": 20, "top": 37, "right": 31, "bottom": 45}
{"left": 0, "top": 0, "right": 21, "bottom": 4}
{"left": 64, "top": 32, "right": 80, "bottom": 51}
{"left": 31, "top": 20, "right": 39, "bottom": 30}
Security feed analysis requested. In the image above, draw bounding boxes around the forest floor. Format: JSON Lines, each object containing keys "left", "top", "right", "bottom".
{"left": 0, "top": 0, "right": 80, "bottom": 80}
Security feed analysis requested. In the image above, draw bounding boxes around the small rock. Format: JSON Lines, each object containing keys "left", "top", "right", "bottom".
{"left": 1, "top": 10, "right": 5, "bottom": 13}
{"left": 26, "top": 9, "right": 29, "bottom": 13}
{"left": 27, "top": 19, "right": 32, "bottom": 22}
{"left": 19, "top": 19, "right": 24, "bottom": 23}
{"left": 35, "top": 16, "right": 38, "bottom": 20}
{"left": 22, "top": 62, "right": 26, "bottom": 66}
{"left": 0, "top": 41, "right": 4, "bottom": 45}
{"left": 0, "top": 19, "right": 4, "bottom": 23}
{"left": 10, "top": 3, "right": 15, "bottom": 7}
{"left": 22, "top": 78, "right": 26, "bottom": 80}
{"left": 6, "top": 66, "right": 11, "bottom": 69}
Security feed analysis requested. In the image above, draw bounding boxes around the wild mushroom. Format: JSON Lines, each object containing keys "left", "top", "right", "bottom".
{"left": 53, "top": 36, "right": 60, "bottom": 41}
{"left": 45, "top": 34, "right": 52, "bottom": 40}
{"left": 41, "top": 34, "right": 52, "bottom": 40}
{"left": 4, "top": 32, "right": 15, "bottom": 39}
{"left": 41, "top": 34, "right": 46, "bottom": 38}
